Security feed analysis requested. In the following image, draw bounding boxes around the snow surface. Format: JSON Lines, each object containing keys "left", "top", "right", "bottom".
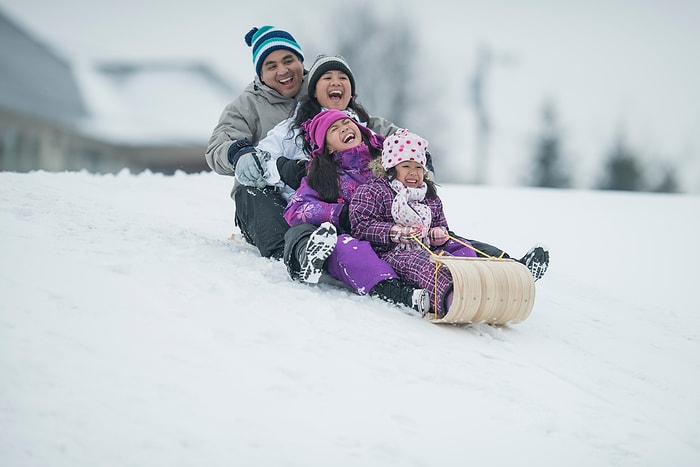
{"left": 1, "top": 170, "right": 699, "bottom": 466}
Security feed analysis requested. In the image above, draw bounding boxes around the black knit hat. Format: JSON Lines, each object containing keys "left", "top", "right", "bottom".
{"left": 307, "top": 54, "right": 356, "bottom": 98}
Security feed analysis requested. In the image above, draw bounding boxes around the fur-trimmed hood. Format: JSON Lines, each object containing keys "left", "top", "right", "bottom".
{"left": 368, "top": 157, "right": 387, "bottom": 178}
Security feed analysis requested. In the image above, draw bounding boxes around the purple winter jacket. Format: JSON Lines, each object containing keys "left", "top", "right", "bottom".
{"left": 283, "top": 143, "right": 375, "bottom": 228}
{"left": 349, "top": 176, "right": 449, "bottom": 255}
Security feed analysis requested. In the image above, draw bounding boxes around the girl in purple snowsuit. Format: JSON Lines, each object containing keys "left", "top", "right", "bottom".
{"left": 349, "top": 129, "right": 479, "bottom": 317}
{"left": 283, "top": 109, "right": 429, "bottom": 313}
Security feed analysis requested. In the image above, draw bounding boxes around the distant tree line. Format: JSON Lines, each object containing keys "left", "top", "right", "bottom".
{"left": 526, "top": 100, "right": 681, "bottom": 193}
{"left": 316, "top": 3, "right": 684, "bottom": 194}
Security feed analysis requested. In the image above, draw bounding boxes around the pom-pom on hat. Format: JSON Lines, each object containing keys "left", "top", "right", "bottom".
{"left": 307, "top": 54, "right": 356, "bottom": 97}
{"left": 302, "top": 109, "right": 383, "bottom": 159}
{"left": 245, "top": 26, "right": 304, "bottom": 77}
{"left": 381, "top": 129, "right": 429, "bottom": 170}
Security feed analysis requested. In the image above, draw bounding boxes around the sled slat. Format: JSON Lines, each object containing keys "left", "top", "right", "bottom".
{"left": 428, "top": 257, "right": 536, "bottom": 325}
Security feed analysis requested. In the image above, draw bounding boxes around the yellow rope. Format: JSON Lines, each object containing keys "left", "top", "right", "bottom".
{"left": 432, "top": 251, "right": 445, "bottom": 314}
{"left": 445, "top": 235, "right": 499, "bottom": 259}
{"left": 408, "top": 235, "right": 446, "bottom": 317}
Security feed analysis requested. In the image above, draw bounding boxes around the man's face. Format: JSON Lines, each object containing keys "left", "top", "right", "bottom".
{"left": 260, "top": 50, "right": 304, "bottom": 98}
{"left": 313, "top": 70, "right": 352, "bottom": 110}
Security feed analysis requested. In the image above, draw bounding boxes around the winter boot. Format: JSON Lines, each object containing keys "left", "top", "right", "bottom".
{"left": 370, "top": 278, "right": 429, "bottom": 315}
{"left": 518, "top": 245, "right": 549, "bottom": 281}
{"left": 298, "top": 222, "right": 337, "bottom": 284}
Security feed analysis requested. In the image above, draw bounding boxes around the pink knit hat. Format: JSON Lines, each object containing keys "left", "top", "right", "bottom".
{"left": 302, "top": 109, "right": 383, "bottom": 159}
{"left": 381, "top": 129, "right": 428, "bottom": 170}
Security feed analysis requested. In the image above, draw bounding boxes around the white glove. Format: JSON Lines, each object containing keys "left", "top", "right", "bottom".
{"left": 235, "top": 151, "right": 271, "bottom": 189}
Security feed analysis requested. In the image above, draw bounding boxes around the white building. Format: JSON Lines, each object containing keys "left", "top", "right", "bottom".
{"left": 0, "top": 8, "right": 238, "bottom": 174}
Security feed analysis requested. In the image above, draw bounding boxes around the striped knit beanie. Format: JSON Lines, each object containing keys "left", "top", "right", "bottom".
{"left": 245, "top": 26, "right": 304, "bottom": 77}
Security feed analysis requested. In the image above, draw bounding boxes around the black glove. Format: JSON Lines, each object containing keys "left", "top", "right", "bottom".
{"left": 276, "top": 157, "right": 307, "bottom": 190}
{"left": 338, "top": 204, "right": 352, "bottom": 234}
{"left": 227, "top": 138, "right": 256, "bottom": 168}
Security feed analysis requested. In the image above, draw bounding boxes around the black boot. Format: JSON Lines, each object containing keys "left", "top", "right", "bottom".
{"left": 518, "top": 246, "right": 549, "bottom": 281}
{"left": 370, "top": 279, "right": 429, "bottom": 315}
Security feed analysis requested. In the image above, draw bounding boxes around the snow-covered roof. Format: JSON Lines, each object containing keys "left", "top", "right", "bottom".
{"left": 75, "top": 60, "right": 240, "bottom": 146}
{"left": 2, "top": 8, "right": 241, "bottom": 147}
{"left": 0, "top": 8, "right": 86, "bottom": 123}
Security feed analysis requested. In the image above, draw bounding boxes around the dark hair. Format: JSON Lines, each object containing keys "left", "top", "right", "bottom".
{"left": 292, "top": 96, "right": 373, "bottom": 156}
{"left": 307, "top": 133, "right": 382, "bottom": 202}
{"left": 385, "top": 167, "right": 439, "bottom": 199}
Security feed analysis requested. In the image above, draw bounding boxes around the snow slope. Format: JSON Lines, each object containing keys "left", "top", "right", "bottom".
{"left": 1, "top": 170, "right": 699, "bottom": 466}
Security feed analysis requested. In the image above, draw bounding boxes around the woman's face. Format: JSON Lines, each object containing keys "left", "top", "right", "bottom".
{"left": 325, "top": 118, "right": 361, "bottom": 154}
{"left": 314, "top": 70, "right": 352, "bottom": 110}
{"left": 394, "top": 161, "right": 425, "bottom": 188}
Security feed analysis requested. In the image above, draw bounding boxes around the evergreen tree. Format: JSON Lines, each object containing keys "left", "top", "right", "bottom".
{"left": 651, "top": 165, "right": 680, "bottom": 193}
{"left": 528, "top": 101, "right": 571, "bottom": 188}
{"left": 597, "top": 136, "right": 646, "bottom": 191}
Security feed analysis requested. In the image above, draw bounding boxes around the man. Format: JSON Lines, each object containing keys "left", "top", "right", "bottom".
{"left": 205, "top": 25, "right": 307, "bottom": 259}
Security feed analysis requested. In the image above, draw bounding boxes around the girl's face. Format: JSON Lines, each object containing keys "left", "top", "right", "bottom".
{"left": 394, "top": 161, "right": 425, "bottom": 188}
{"left": 314, "top": 70, "right": 352, "bottom": 110}
{"left": 325, "top": 118, "right": 361, "bottom": 154}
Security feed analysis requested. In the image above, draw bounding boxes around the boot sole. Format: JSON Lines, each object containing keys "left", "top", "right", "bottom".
{"left": 300, "top": 224, "right": 337, "bottom": 284}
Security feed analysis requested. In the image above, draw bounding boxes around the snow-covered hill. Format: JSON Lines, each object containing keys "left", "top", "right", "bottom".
{"left": 1, "top": 170, "right": 698, "bottom": 466}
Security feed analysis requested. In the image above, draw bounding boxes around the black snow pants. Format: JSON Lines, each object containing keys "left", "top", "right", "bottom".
{"left": 233, "top": 185, "right": 289, "bottom": 259}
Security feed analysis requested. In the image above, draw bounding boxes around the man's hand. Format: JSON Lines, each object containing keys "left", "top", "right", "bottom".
{"left": 235, "top": 151, "right": 271, "bottom": 189}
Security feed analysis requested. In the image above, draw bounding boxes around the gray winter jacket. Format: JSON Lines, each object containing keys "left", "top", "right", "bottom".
{"left": 204, "top": 74, "right": 309, "bottom": 176}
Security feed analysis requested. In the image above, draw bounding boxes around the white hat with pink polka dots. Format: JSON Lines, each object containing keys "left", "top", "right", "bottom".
{"left": 381, "top": 129, "right": 428, "bottom": 170}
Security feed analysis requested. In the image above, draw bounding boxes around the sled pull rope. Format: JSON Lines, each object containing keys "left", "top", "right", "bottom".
{"left": 409, "top": 234, "right": 499, "bottom": 259}
{"left": 407, "top": 235, "right": 444, "bottom": 315}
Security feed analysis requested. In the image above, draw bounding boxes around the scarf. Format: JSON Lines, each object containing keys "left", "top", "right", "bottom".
{"left": 390, "top": 179, "right": 431, "bottom": 249}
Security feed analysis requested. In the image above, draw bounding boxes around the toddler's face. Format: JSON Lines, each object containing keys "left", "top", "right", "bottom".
{"left": 395, "top": 161, "right": 425, "bottom": 188}
{"left": 325, "top": 118, "right": 361, "bottom": 154}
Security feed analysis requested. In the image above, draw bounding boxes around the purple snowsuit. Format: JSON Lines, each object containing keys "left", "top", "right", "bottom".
{"left": 283, "top": 143, "right": 397, "bottom": 294}
{"left": 350, "top": 176, "right": 476, "bottom": 316}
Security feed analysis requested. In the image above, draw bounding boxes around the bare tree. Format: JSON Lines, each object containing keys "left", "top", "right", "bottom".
{"left": 328, "top": 5, "right": 416, "bottom": 127}
{"left": 310, "top": 5, "right": 444, "bottom": 176}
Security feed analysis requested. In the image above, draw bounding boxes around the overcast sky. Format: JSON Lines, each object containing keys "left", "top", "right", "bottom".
{"left": 2, "top": 0, "right": 699, "bottom": 190}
